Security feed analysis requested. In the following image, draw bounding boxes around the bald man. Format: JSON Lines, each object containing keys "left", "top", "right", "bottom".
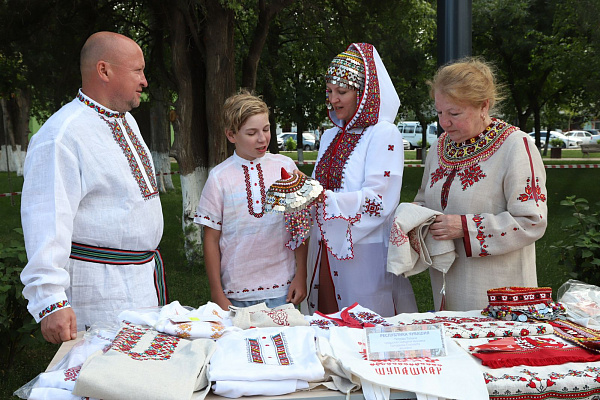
{"left": 20, "top": 32, "right": 166, "bottom": 344}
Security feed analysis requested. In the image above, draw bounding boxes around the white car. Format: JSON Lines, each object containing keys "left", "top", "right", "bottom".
{"left": 398, "top": 121, "right": 438, "bottom": 149}
{"left": 528, "top": 131, "right": 582, "bottom": 148}
{"left": 565, "top": 130, "right": 594, "bottom": 144}
{"left": 278, "top": 132, "right": 317, "bottom": 150}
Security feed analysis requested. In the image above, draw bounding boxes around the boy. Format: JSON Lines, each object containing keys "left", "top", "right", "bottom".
{"left": 194, "top": 90, "right": 307, "bottom": 310}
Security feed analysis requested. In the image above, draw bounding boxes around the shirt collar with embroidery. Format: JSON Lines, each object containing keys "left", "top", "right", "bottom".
{"left": 76, "top": 89, "right": 124, "bottom": 118}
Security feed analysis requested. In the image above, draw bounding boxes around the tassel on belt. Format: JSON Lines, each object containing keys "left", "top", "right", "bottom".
{"left": 70, "top": 242, "right": 168, "bottom": 306}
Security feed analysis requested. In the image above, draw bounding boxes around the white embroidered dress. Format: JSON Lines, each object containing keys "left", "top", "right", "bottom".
{"left": 306, "top": 43, "right": 417, "bottom": 317}
{"left": 414, "top": 119, "right": 548, "bottom": 311}
{"left": 194, "top": 152, "right": 297, "bottom": 302}
{"left": 21, "top": 90, "right": 163, "bottom": 330}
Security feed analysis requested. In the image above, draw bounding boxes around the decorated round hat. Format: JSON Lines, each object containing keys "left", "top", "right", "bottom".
{"left": 265, "top": 168, "right": 323, "bottom": 213}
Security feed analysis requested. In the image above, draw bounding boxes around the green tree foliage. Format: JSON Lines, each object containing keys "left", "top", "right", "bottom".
{"left": 472, "top": 0, "right": 600, "bottom": 143}
{"left": 0, "top": 229, "right": 41, "bottom": 370}
{"left": 552, "top": 197, "right": 600, "bottom": 284}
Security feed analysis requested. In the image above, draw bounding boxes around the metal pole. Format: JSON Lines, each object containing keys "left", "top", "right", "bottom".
{"left": 434, "top": 0, "right": 473, "bottom": 143}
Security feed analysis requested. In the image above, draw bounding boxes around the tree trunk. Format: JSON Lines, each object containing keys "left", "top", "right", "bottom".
{"left": 241, "top": 0, "right": 293, "bottom": 90}
{"left": 0, "top": 89, "right": 30, "bottom": 175}
{"left": 165, "top": 2, "right": 210, "bottom": 261}
{"left": 150, "top": 86, "right": 174, "bottom": 192}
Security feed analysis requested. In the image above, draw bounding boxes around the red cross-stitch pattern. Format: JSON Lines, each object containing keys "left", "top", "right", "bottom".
{"left": 389, "top": 222, "right": 409, "bottom": 247}
{"left": 457, "top": 165, "right": 486, "bottom": 190}
{"left": 363, "top": 196, "right": 383, "bottom": 217}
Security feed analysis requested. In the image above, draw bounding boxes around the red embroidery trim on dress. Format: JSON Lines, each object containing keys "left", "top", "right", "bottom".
{"left": 517, "top": 137, "right": 547, "bottom": 205}
{"left": 430, "top": 166, "right": 450, "bottom": 188}
{"left": 440, "top": 168, "right": 457, "bottom": 210}
{"left": 457, "top": 165, "right": 487, "bottom": 190}
{"left": 349, "top": 43, "right": 381, "bottom": 130}
{"left": 315, "top": 129, "right": 364, "bottom": 190}
{"left": 315, "top": 193, "right": 361, "bottom": 260}
{"left": 242, "top": 163, "right": 266, "bottom": 218}
{"left": 438, "top": 118, "right": 517, "bottom": 170}
{"left": 473, "top": 214, "right": 490, "bottom": 256}
{"left": 363, "top": 195, "right": 383, "bottom": 217}
{"left": 432, "top": 119, "right": 517, "bottom": 208}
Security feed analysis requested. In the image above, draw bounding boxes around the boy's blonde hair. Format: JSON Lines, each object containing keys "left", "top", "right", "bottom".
{"left": 222, "top": 89, "right": 269, "bottom": 134}
{"left": 427, "top": 57, "right": 505, "bottom": 114}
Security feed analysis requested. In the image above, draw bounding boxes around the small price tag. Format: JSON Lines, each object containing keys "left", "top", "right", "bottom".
{"left": 365, "top": 324, "right": 447, "bottom": 360}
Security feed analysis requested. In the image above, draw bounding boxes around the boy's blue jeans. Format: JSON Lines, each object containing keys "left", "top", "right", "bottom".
{"left": 229, "top": 295, "right": 288, "bottom": 309}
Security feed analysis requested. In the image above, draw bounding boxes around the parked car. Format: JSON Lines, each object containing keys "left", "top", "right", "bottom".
{"left": 398, "top": 121, "right": 437, "bottom": 149}
{"left": 565, "top": 130, "right": 594, "bottom": 144}
{"left": 397, "top": 121, "right": 438, "bottom": 149}
{"left": 585, "top": 129, "right": 600, "bottom": 144}
{"left": 402, "top": 139, "right": 410, "bottom": 150}
{"left": 277, "top": 132, "right": 317, "bottom": 150}
{"left": 528, "top": 131, "right": 582, "bottom": 148}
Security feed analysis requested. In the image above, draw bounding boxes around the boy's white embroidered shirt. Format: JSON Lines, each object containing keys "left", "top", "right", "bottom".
{"left": 194, "top": 152, "right": 297, "bottom": 301}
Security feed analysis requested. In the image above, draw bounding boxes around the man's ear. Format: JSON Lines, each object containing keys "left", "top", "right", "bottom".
{"left": 225, "top": 129, "right": 236, "bottom": 144}
{"left": 97, "top": 61, "right": 110, "bottom": 83}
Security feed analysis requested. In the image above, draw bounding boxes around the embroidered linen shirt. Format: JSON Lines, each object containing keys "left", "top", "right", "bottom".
{"left": 20, "top": 90, "right": 163, "bottom": 329}
{"left": 194, "top": 152, "right": 297, "bottom": 301}
{"left": 414, "top": 119, "right": 548, "bottom": 311}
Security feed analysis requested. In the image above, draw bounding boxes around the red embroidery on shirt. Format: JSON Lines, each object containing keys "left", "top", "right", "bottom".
{"left": 242, "top": 164, "right": 266, "bottom": 218}
{"left": 384, "top": 171, "right": 390, "bottom": 177}
{"left": 388, "top": 145, "right": 394, "bottom": 151}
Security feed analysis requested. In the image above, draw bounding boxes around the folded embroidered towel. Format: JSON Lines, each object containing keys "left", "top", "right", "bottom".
{"left": 230, "top": 302, "right": 309, "bottom": 329}
{"left": 387, "top": 202, "right": 456, "bottom": 277}
{"left": 208, "top": 326, "right": 324, "bottom": 383}
{"left": 73, "top": 322, "right": 216, "bottom": 400}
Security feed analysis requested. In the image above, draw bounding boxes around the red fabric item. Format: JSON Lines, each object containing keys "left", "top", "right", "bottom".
{"left": 471, "top": 336, "right": 600, "bottom": 368}
{"left": 314, "top": 303, "right": 376, "bottom": 329}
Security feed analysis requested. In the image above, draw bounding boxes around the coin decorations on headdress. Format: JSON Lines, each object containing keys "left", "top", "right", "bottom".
{"left": 325, "top": 49, "right": 365, "bottom": 92}
{"left": 265, "top": 168, "right": 324, "bottom": 249}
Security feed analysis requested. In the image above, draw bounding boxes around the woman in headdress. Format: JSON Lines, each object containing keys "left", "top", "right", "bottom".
{"left": 306, "top": 43, "right": 418, "bottom": 317}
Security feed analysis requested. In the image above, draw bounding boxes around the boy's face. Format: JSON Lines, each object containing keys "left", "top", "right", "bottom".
{"left": 226, "top": 112, "right": 271, "bottom": 161}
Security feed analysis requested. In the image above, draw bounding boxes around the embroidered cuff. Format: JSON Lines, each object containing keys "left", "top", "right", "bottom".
{"left": 38, "top": 300, "right": 71, "bottom": 321}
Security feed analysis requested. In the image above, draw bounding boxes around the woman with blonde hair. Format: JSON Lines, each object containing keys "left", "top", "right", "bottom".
{"left": 414, "top": 57, "right": 548, "bottom": 311}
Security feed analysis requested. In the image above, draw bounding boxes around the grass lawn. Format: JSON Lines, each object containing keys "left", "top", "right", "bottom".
{"left": 2, "top": 154, "right": 600, "bottom": 397}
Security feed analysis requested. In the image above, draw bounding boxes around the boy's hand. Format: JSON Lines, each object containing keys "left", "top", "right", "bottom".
{"left": 212, "top": 292, "right": 233, "bottom": 311}
{"left": 286, "top": 274, "right": 307, "bottom": 305}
